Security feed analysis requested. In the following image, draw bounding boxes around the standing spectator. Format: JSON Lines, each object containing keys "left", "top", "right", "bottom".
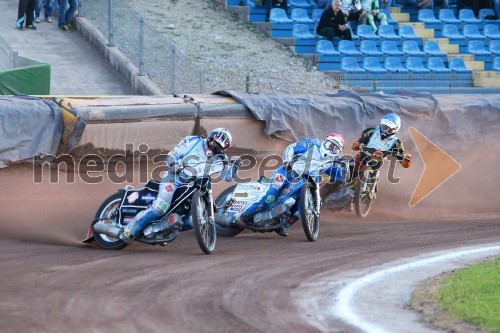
{"left": 317, "top": 0, "right": 352, "bottom": 41}
{"left": 360, "top": 0, "right": 387, "bottom": 33}
{"left": 58, "top": 0, "right": 78, "bottom": 31}
{"left": 35, "top": 0, "right": 55, "bottom": 23}
{"left": 265, "top": 0, "right": 289, "bottom": 22}
{"left": 17, "top": 0, "right": 37, "bottom": 30}
{"left": 342, "top": 0, "right": 367, "bottom": 25}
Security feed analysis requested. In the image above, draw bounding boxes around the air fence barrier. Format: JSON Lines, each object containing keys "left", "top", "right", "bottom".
{"left": 0, "top": 36, "right": 17, "bottom": 70}
{"left": 80, "top": 0, "right": 206, "bottom": 95}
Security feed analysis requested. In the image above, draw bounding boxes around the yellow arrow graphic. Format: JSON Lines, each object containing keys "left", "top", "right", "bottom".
{"left": 409, "top": 127, "right": 461, "bottom": 207}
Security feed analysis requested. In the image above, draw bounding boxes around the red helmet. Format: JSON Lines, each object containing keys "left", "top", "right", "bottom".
{"left": 321, "top": 132, "right": 345, "bottom": 158}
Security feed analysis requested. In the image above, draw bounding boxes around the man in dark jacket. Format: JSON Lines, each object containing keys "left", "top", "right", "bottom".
{"left": 317, "top": 0, "right": 352, "bottom": 41}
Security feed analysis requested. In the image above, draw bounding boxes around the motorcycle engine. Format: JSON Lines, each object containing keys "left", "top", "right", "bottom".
{"left": 323, "top": 188, "right": 355, "bottom": 211}
{"left": 143, "top": 213, "right": 182, "bottom": 238}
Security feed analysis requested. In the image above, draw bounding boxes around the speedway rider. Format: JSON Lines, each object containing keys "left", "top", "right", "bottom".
{"left": 351, "top": 113, "right": 412, "bottom": 173}
{"left": 119, "top": 128, "right": 234, "bottom": 244}
{"left": 233, "top": 132, "right": 346, "bottom": 237}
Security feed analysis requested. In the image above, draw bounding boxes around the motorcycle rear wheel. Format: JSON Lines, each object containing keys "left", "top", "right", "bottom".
{"left": 93, "top": 192, "right": 127, "bottom": 250}
{"left": 300, "top": 183, "right": 320, "bottom": 242}
{"left": 192, "top": 190, "right": 216, "bottom": 254}
{"left": 214, "top": 185, "right": 243, "bottom": 238}
{"left": 354, "top": 170, "right": 377, "bottom": 218}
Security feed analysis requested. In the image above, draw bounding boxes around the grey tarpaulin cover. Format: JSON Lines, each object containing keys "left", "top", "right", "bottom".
{"left": 216, "top": 90, "right": 500, "bottom": 150}
{"left": 0, "top": 95, "right": 63, "bottom": 168}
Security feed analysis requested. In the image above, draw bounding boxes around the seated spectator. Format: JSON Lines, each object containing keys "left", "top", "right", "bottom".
{"left": 361, "top": 0, "right": 387, "bottom": 33}
{"left": 342, "top": 0, "right": 367, "bottom": 25}
{"left": 394, "top": 0, "right": 434, "bottom": 9}
{"left": 378, "top": 0, "right": 391, "bottom": 10}
{"left": 265, "top": 0, "right": 289, "bottom": 21}
{"left": 317, "top": 0, "right": 353, "bottom": 41}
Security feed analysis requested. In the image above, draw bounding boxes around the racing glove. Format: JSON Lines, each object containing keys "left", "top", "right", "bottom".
{"left": 351, "top": 140, "right": 360, "bottom": 151}
{"left": 401, "top": 153, "right": 412, "bottom": 168}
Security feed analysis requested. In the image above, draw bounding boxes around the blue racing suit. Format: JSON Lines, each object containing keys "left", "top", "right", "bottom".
{"left": 238, "top": 138, "right": 344, "bottom": 223}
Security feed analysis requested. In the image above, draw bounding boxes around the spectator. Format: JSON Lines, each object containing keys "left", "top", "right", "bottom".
{"left": 361, "top": 0, "right": 388, "bottom": 32}
{"left": 35, "top": 0, "right": 55, "bottom": 23}
{"left": 318, "top": 0, "right": 352, "bottom": 41}
{"left": 394, "top": 0, "right": 434, "bottom": 9}
{"left": 265, "top": 0, "right": 289, "bottom": 22}
{"left": 17, "top": 0, "right": 37, "bottom": 30}
{"left": 342, "top": 0, "right": 367, "bottom": 25}
{"left": 58, "top": 0, "right": 78, "bottom": 31}
{"left": 378, "top": 0, "right": 392, "bottom": 9}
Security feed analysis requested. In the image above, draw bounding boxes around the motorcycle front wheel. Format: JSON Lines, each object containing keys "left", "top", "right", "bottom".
{"left": 300, "top": 183, "right": 320, "bottom": 242}
{"left": 354, "top": 170, "right": 377, "bottom": 218}
{"left": 192, "top": 190, "right": 216, "bottom": 254}
{"left": 93, "top": 192, "right": 127, "bottom": 250}
{"left": 214, "top": 185, "right": 243, "bottom": 238}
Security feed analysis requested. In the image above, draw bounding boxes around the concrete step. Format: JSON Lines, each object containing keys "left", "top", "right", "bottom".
{"left": 398, "top": 22, "right": 425, "bottom": 29}
{"left": 447, "top": 54, "right": 475, "bottom": 61}
{"left": 464, "top": 59, "right": 485, "bottom": 71}
{"left": 473, "top": 71, "right": 500, "bottom": 87}
{"left": 414, "top": 28, "right": 435, "bottom": 38}
{"left": 391, "top": 12, "right": 409, "bottom": 22}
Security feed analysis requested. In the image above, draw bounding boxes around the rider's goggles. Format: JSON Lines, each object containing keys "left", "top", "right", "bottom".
{"left": 324, "top": 139, "right": 342, "bottom": 154}
{"left": 214, "top": 133, "right": 230, "bottom": 149}
{"left": 380, "top": 124, "right": 397, "bottom": 135}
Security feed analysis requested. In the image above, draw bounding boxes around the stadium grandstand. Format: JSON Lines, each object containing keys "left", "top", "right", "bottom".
{"left": 225, "top": 0, "right": 500, "bottom": 93}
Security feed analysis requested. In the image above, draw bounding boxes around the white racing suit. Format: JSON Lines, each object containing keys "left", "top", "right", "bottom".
{"left": 121, "top": 136, "right": 230, "bottom": 241}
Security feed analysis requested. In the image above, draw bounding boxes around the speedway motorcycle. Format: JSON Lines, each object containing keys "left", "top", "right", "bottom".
{"left": 83, "top": 155, "right": 235, "bottom": 254}
{"left": 321, "top": 144, "right": 409, "bottom": 218}
{"left": 214, "top": 155, "right": 331, "bottom": 242}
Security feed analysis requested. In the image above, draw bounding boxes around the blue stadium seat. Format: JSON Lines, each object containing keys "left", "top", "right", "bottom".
{"left": 484, "top": 24, "right": 500, "bottom": 39}
{"left": 290, "top": 0, "right": 315, "bottom": 8}
{"left": 381, "top": 40, "right": 403, "bottom": 55}
{"left": 427, "top": 57, "right": 451, "bottom": 73}
{"left": 463, "top": 24, "right": 486, "bottom": 40}
{"left": 402, "top": 40, "right": 425, "bottom": 56}
{"left": 293, "top": 24, "right": 315, "bottom": 38}
{"left": 406, "top": 57, "right": 430, "bottom": 73}
{"left": 448, "top": 58, "right": 473, "bottom": 73}
{"left": 357, "top": 25, "right": 380, "bottom": 40}
{"left": 316, "top": 40, "right": 340, "bottom": 55}
{"left": 479, "top": 8, "right": 496, "bottom": 21}
{"left": 442, "top": 24, "right": 465, "bottom": 40}
{"left": 291, "top": 8, "right": 314, "bottom": 23}
{"left": 384, "top": 57, "right": 409, "bottom": 72}
{"left": 439, "top": 9, "right": 461, "bottom": 24}
{"left": 468, "top": 40, "right": 492, "bottom": 56}
{"left": 312, "top": 9, "right": 324, "bottom": 23}
{"left": 493, "top": 57, "right": 500, "bottom": 71}
{"left": 459, "top": 9, "right": 481, "bottom": 23}
{"left": 338, "top": 40, "right": 361, "bottom": 55}
{"left": 363, "top": 57, "right": 388, "bottom": 73}
{"left": 489, "top": 40, "right": 500, "bottom": 55}
{"left": 378, "top": 25, "right": 401, "bottom": 40}
{"left": 341, "top": 57, "right": 365, "bottom": 72}
{"left": 270, "top": 8, "right": 293, "bottom": 23}
{"left": 418, "top": 9, "right": 441, "bottom": 24}
{"left": 380, "top": 9, "right": 397, "bottom": 24}
{"left": 423, "top": 41, "right": 447, "bottom": 56}
{"left": 398, "top": 25, "right": 422, "bottom": 41}
{"left": 360, "top": 40, "right": 383, "bottom": 56}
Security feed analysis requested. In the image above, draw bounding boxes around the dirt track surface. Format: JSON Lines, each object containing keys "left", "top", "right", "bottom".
{"left": 0, "top": 164, "right": 499, "bottom": 333}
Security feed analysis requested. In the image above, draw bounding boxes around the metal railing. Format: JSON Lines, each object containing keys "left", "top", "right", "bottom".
{"left": 326, "top": 72, "right": 500, "bottom": 94}
{"left": 0, "top": 36, "right": 18, "bottom": 70}
{"left": 81, "top": 0, "right": 206, "bottom": 94}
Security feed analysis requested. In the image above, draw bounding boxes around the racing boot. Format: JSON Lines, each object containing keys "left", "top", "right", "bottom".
{"left": 119, "top": 209, "right": 161, "bottom": 244}
{"left": 275, "top": 227, "right": 288, "bottom": 237}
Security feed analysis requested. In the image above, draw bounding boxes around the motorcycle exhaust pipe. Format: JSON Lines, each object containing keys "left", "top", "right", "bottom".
{"left": 214, "top": 213, "right": 246, "bottom": 228}
{"left": 93, "top": 221, "right": 122, "bottom": 238}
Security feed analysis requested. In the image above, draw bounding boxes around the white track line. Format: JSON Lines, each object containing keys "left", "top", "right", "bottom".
{"left": 333, "top": 244, "right": 500, "bottom": 333}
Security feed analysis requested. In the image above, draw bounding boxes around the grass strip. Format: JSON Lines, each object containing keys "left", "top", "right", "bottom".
{"left": 437, "top": 257, "right": 500, "bottom": 333}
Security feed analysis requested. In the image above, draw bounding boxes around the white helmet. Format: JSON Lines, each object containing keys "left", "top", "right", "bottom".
{"left": 207, "top": 128, "right": 232, "bottom": 154}
{"left": 379, "top": 114, "right": 401, "bottom": 139}
{"left": 320, "top": 132, "right": 345, "bottom": 158}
